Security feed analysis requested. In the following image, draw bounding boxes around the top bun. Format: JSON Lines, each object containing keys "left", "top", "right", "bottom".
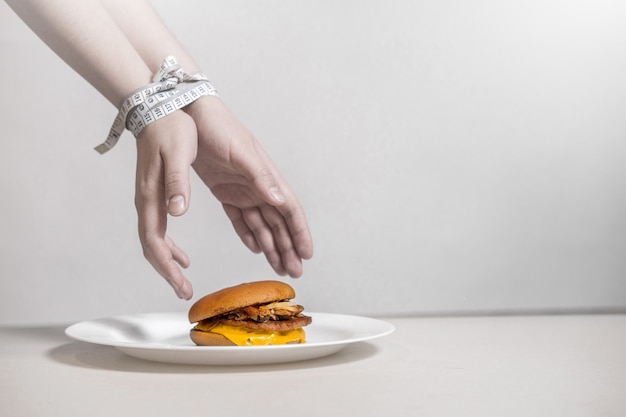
{"left": 188, "top": 280, "right": 296, "bottom": 323}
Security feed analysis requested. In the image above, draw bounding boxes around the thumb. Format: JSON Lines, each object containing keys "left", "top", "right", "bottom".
{"left": 252, "top": 165, "right": 286, "bottom": 206}
{"left": 237, "top": 140, "right": 287, "bottom": 206}
{"left": 163, "top": 157, "right": 192, "bottom": 216}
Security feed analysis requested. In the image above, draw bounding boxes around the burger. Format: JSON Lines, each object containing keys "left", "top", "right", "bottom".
{"left": 188, "top": 280, "right": 312, "bottom": 346}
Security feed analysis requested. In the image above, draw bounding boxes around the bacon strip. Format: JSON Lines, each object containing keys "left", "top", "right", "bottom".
{"left": 227, "top": 301, "right": 305, "bottom": 322}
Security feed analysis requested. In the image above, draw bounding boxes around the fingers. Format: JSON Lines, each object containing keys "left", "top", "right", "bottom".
{"left": 234, "top": 142, "right": 287, "bottom": 206}
{"left": 223, "top": 202, "right": 311, "bottom": 278}
{"left": 275, "top": 198, "right": 314, "bottom": 261}
{"left": 236, "top": 147, "right": 314, "bottom": 262}
{"left": 258, "top": 204, "right": 305, "bottom": 277}
{"left": 134, "top": 111, "right": 197, "bottom": 299}
{"left": 135, "top": 157, "right": 194, "bottom": 299}
{"left": 140, "top": 231, "right": 193, "bottom": 299}
{"left": 243, "top": 147, "right": 313, "bottom": 260}
{"left": 242, "top": 207, "right": 288, "bottom": 276}
{"left": 222, "top": 204, "right": 261, "bottom": 254}
{"left": 135, "top": 181, "right": 194, "bottom": 299}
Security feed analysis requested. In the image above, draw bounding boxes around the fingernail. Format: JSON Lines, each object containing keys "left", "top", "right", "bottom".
{"left": 269, "top": 186, "right": 285, "bottom": 204}
{"left": 177, "top": 280, "right": 193, "bottom": 300}
{"left": 168, "top": 195, "right": 185, "bottom": 216}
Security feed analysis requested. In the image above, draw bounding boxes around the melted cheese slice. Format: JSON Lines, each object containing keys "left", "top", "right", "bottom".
{"left": 199, "top": 322, "right": 306, "bottom": 346}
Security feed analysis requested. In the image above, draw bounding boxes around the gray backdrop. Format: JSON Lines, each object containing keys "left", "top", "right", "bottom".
{"left": 1, "top": 0, "right": 625, "bottom": 325}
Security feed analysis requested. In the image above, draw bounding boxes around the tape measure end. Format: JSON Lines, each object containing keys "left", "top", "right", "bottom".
{"left": 94, "top": 144, "right": 109, "bottom": 155}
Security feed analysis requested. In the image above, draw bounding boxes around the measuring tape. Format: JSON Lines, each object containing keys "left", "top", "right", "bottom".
{"left": 94, "top": 56, "right": 218, "bottom": 154}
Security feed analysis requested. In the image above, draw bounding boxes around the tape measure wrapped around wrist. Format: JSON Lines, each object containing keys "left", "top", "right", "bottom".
{"left": 94, "top": 55, "right": 218, "bottom": 154}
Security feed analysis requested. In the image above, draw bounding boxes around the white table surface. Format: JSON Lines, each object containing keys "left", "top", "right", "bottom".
{"left": 1, "top": 314, "right": 625, "bottom": 417}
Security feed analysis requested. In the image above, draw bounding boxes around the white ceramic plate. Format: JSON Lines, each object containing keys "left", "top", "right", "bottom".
{"left": 65, "top": 312, "right": 395, "bottom": 365}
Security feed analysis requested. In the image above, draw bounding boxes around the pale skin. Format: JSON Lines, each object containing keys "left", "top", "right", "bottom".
{"left": 5, "top": 0, "right": 313, "bottom": 300}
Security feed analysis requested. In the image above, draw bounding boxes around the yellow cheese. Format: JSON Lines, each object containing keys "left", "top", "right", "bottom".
{"left": 200, "top": 323, "right": 306, "bottom": 346}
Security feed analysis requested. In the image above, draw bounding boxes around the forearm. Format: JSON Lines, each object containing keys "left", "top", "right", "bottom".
{"left": 100, "top": 0, "right": 201, "bottom": 74}
{"left": 5, "top": 0, "right": 152, "bottom": 106}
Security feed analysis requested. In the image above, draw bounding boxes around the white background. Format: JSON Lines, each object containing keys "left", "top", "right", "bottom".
{"left": 1, "top": 0, "right": 625, "bottom": 325}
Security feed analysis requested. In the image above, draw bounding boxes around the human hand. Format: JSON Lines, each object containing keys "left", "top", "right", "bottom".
{"left": 134, "top": 110, "right": 197, "bottom": 299}
{"left": 185, "top": 96, "right": 314, "bottom": 277}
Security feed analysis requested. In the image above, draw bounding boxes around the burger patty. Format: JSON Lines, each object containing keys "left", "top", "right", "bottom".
{"left": 222, "top": 315, "right": 312, "bottom": 331}
{"left": 199, "top": 314, "right": 312, "bottom": 332}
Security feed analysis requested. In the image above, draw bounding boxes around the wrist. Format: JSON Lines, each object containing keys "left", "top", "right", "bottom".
{"left": 95, "top": 56, "right": 217, "bottom": 154}
{"left": 184, "top": 95, "right": 219, "bottom": 117}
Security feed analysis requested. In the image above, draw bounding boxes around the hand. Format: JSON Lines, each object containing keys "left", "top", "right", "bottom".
{"left": 185, "top": 96, "right": 314, "bottom": 277}
{"left": 134, "top": 110, "right": 197, "bottom": 299}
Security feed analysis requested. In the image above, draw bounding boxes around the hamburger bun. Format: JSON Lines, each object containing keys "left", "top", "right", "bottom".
{"left": 188, "top": 280, "right": 311, "bottom": 346}
{"left": 189, "top": 330, "right": 236, "bottom": 346}
{"left": 188, "top": 280, "right": 295, "bottom": 323}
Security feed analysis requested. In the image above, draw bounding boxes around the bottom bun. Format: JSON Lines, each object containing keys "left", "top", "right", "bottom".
{"left": 190, "top": 329, "right": 236, "bottom": 346}
{"left": 190, "top": 325, "right": 306, "bottom": 346}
